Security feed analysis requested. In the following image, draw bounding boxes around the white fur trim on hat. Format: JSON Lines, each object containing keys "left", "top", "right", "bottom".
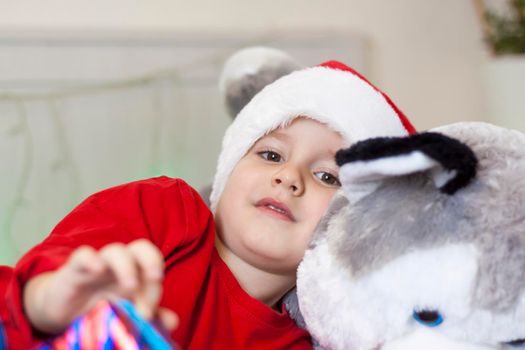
{"left": 210, "top": 62, "right": 414, "bottom": 211}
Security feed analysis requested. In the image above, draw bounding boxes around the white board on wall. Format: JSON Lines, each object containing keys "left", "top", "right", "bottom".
{"left": 0, "top": 30, "right": 365, "bottom": 265}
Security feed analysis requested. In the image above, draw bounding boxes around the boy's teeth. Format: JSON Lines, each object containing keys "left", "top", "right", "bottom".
{"left": 267, "top": 204, "right": 285, "bottom": 214}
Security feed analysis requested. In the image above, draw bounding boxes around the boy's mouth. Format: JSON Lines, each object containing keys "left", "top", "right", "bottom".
{"left": 255, "top": 198, "right": 296, "bottom": 222}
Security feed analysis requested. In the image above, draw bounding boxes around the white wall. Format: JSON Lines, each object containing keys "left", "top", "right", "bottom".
{"left": 0, "top": 0, "right": 488, "bottom": 130}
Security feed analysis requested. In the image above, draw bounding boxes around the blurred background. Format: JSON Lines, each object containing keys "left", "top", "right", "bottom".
{"left": 0, "top": 0, "right": 523, "bottom": 265}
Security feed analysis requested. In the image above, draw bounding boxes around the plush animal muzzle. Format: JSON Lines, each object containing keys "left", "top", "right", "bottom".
{"left": 296, "top": 122, "right": 525, "bottom": 350}
{"left": 382, "top": 327, "right": 497, "bottom": 350}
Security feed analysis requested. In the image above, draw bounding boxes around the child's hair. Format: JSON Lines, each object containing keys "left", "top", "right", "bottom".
{"left": 210, "top": 59, "right": 416, "bottom": 211}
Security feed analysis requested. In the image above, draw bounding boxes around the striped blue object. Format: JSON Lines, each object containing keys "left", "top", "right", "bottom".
{"left": 35, "top": 299, "right": 176, "bottom": 350}
{"left": 114, "top": 300, "right": 174, "bottom": 350}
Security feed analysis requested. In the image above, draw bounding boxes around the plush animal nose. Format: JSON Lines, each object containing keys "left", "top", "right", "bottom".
{"left": 272, "top": 166, "right": 304, "bottom": 195}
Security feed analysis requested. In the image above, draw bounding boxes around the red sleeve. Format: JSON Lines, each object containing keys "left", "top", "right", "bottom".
{"left": 2, "top": 176, "right": 212, "bottom": 348}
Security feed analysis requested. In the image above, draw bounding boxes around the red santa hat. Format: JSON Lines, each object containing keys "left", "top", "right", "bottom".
{"left": 210, "top": 59, "right": 416, "bottom": 211}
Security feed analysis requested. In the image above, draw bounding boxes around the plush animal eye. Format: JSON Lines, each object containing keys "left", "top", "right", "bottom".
{"left": 412, "top": 309, "right": 443, "bottom": 327}
{"left": 258, "top": 150, "right": 282, "bottom": 162}
{"left": 503, "top": 338, "right": 525, "bottom": 348}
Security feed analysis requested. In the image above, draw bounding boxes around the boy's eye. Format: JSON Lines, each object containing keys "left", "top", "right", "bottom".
{"left": 258, "top": 151, "right": 282, "bottom": 162}
{"left": 314, "top": 172, "right": 341, "bottom": 187}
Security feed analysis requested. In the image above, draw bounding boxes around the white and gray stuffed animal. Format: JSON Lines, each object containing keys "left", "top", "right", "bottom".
{"left": 287, "top": 122, "right": 525, "bottom": 350}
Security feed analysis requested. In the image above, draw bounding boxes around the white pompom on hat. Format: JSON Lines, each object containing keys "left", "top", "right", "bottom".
{"left": 210, "top": 59, "right": 416, "bottom": 211}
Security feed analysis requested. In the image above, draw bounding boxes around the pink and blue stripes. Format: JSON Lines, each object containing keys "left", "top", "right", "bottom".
{"left": 37, "top": 300, "right": 175, "bottom": 350}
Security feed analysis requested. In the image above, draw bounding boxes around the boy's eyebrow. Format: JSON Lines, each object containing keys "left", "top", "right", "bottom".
{"left": 313, "top": 144, "right": 344, "bottom": 163}
{"left": 320, "top": 150, "right": 341, "bottom": 163}
{"left": 265, "top": 130, "right": 290, "bottom": 141}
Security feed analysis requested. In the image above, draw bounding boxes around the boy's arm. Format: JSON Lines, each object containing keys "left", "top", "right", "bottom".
{"left": 3, "top": 177, "right": 210, "bottom": 343}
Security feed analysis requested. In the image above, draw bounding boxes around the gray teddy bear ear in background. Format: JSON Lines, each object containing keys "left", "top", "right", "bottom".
{"left": 335, "top": 132, "right": 478, "bottom": 204}
{"left": 219, "top": 46, "right": 302, "bottom": 119}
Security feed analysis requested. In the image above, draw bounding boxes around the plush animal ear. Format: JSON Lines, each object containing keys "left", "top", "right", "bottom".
{"left": 335, "top": 132, "right": 478, "bottom": 203}
{"left": 219, "top": 46, "right": 302, "bottom": 119}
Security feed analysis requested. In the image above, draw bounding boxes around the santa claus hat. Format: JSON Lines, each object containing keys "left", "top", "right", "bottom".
{"left": 210, "top": 59, "right": 416, "bottom": 211}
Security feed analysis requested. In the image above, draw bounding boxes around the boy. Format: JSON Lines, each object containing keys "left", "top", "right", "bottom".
{"left": 1, "top": 60, "right": 414, "bottom": 349}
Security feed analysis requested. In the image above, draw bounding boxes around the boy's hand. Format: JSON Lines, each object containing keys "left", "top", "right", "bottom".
{"left": 23, "top": 239, "right": 178, "bottom": 335}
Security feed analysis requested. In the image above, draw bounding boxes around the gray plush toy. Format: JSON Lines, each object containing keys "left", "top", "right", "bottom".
{"left": 287, "top": 122, "right": 525, "bottom": 350}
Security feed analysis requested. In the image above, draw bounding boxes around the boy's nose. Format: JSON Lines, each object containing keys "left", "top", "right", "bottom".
{"left": 271, "top": 167, "right": 304, "bottom": 195}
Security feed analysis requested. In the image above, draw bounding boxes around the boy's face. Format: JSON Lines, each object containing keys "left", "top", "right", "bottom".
{"left": 215, "top": 117, "right": 344, "bottom": 275}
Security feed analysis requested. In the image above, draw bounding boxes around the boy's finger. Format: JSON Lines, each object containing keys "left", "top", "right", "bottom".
{"left": 65, "top": 246, "right": 106, "bottom": 282}
{"left": 157, "top": 307, "right": 179, "bottom": 331}
{"left": 133, "top": 283, "right": 161, "bottom": 320}
{"left": 99, "top": 243, "right": 139, "bottom": 293}
{"left": 128, "top": 239, "right": 164, "bottom": 282}
{"left": 127, "top": 239, "right": 164, "bottom": 320}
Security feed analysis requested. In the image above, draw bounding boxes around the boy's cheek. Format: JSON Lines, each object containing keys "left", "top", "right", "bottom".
{"left": 303, "top": 190, "right": 337, "bottom": 221}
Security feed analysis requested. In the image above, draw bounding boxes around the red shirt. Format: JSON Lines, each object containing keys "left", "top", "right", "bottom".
{"left": 1, "top": 177, "right": 312, "bottom": 349}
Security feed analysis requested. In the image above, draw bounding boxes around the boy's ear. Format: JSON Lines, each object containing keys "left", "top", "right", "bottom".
{"left": 335, "top": 132, "right": 478, "bottom": 204}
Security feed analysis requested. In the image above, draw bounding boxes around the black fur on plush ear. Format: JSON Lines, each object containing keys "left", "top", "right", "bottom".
{"left": 335, "top": 132, "right": 478, "bottom": 195}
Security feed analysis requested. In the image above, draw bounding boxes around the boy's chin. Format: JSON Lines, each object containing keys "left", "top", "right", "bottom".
{"left": 242, "top": 248, "right": 301, "bottom": 275}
